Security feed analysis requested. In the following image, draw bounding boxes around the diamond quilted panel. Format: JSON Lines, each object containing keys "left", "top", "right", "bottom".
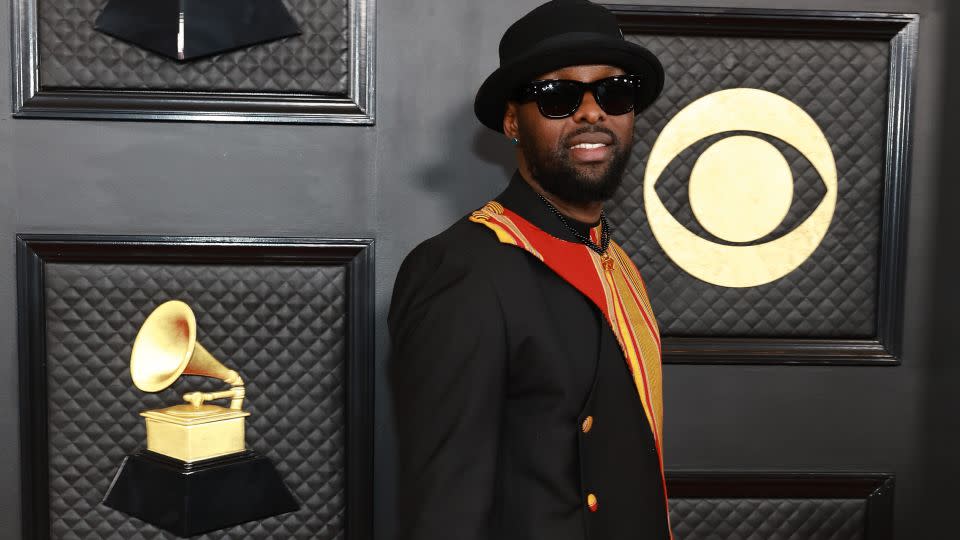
{"left": 37, "top": 0, "right": 350, "bottom": 94}
{"left": 670, "top": 498, "right": 866, "bottom": 540}
{"left": 611, "top": 34, "right": 889, "bottom": 337}
{"left": 45, "top": 263, "right": 347, "bottom": 539}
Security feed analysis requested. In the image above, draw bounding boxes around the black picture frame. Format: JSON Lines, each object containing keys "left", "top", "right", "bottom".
{"left": 608, "top": 6, "right": 918, "bottom": 365}
{"left": 16, "top": 234, "right": 375, "bottom": 540}
{"left": 11, "top": 0, "right": 376, "bottom": 124}
{"left": 666, "top": 471, "right": 895, "bottom": 540}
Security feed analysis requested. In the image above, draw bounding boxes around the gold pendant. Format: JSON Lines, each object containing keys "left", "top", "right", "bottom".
{"left": 601, "top": 253, "right": 615, "bottom": 272}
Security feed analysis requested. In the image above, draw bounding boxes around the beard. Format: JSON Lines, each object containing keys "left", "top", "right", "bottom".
{"left": 521, "top": 126, "right": 632, "bottom": 204}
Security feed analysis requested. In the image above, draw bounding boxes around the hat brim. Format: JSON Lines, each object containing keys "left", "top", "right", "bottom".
{"left": 474, "top": 34, "right": 664, "bottom": 132}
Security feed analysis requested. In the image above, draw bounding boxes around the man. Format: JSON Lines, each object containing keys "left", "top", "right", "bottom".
{"left": 389, "top": 1, "right": 670, "bottom": 538}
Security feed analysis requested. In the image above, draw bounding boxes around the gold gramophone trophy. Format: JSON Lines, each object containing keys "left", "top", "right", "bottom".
{"left": 102, "top": 300, "right": 298, "bottom": 536}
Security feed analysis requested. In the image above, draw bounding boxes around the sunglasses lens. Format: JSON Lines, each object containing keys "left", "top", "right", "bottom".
{"left": 536, "top": 82, "right": 582, "bottom": 118}
{"left": 596, "top": 78, "right": 637, "bottom": 115}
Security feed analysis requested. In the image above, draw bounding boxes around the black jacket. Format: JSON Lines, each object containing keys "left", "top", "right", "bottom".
{"left": 389, "top": 174, "right": 669, "bottom": 540}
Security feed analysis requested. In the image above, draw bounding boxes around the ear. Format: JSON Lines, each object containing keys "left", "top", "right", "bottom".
{"left": 503, "top": 101, "right": 520, "bottom": 141}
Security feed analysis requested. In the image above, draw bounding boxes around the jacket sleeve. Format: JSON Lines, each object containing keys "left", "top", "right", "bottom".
{"left": 388, "top": 239, "right": 507, "bottom": 540}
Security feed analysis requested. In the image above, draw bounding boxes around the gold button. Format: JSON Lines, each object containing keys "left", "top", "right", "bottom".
{"left": 587, "top": 493, "right": 598, "bottom": 512}
{"left": 581, "top": 416, "right": 594, "bottom": 433}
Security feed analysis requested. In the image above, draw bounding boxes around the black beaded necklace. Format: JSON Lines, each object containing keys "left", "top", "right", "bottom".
{"left": 536, "top": 192, "right": 611, "bottom": 255}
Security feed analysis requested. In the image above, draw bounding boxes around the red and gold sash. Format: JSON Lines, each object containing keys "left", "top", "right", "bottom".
{"left": 470, "top": 200, "right": 671, "bottom": 528}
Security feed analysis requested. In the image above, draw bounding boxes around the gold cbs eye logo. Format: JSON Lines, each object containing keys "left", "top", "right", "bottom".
{"left": 644, "top": 88, "right": 838, "bottom": 288}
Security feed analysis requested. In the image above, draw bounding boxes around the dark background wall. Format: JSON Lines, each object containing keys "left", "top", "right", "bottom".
{"left": 920, "top": 0, "right": 959, "bottom": 536}
{"left": 0, "top": 0, "right": 955, "bottom": 538}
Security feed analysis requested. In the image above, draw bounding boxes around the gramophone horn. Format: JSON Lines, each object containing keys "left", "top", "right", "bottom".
{"left": 130, "top": 300, "right": 243, "bottom": 408}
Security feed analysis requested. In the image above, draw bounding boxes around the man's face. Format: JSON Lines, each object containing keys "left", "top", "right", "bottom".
{"left": 505, "top": 64, "right": 635, "bottom": 204}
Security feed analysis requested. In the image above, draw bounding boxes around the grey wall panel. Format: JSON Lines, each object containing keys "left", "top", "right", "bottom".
{"left": 10, "top": 122, "right": 377, "bottom": 237}
{"left": 919, "top": 1, "right": 960, "bottom": 536}
{"left": 1, "top": 0, "right": 20, "bottom": 532}
{"left": 0, "top": 0, "right": 954, "bottom": 539}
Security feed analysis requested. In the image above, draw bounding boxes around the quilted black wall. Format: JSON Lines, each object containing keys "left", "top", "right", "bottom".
{"left": 0, "top": 1, "right": 955, "bottom": 540}
{"left": 42, "top": 262, "right": 348, "bottom": 539}
{"left": 37, "top": 0, "right": 350, "bottom": 93}
{"left": 671, "top": 499, "right": 867, "bottom": 539}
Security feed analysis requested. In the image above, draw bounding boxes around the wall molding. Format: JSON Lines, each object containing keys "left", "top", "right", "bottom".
{"left": 11, "top": 0, "right": 376, "bottom": 124}
{"left": 17, "top": 234, "right": 375, "bottom": 540}
{"left": 666, "top": 471, "right": 895, "bottom": 540}
{"left": 609, "top": 5, "right": 918, "bottom": 365}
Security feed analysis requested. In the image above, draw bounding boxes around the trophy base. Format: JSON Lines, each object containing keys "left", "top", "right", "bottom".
{"left": 102, "top": 449, "right": 299, "bottom": 537}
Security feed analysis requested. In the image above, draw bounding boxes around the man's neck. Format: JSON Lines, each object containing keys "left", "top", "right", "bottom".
{"left": 517, "top": 167, "right": 603, "bottom": 224}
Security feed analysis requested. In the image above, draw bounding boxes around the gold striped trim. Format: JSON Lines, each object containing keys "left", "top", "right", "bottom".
{"left": 610, "top": 243, "right": 659, "bottom": 335}
{"left": 469, "top": 204, "right": 544, "bottom": 261}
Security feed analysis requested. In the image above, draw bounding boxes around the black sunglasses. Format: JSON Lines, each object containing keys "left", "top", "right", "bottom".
{"left": 515, "top": 75, "right": 641, "bottom": 119}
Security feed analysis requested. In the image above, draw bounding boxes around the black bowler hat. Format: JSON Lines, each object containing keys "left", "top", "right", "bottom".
{"left": 474, "top": 0, "right": 664, "bottom": 132}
